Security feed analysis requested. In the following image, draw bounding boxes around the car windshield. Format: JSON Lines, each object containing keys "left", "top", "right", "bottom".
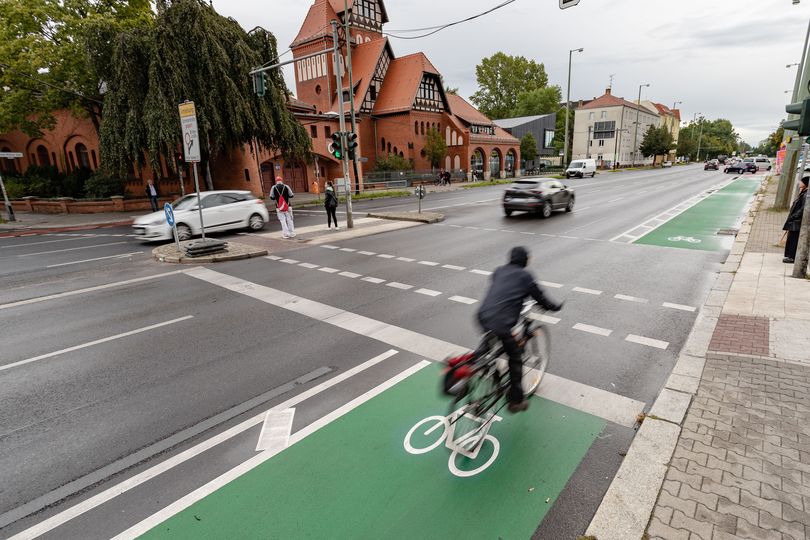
{"left": 511, "top": 181, "right": 540, "bottom": 190}
{"left": 172, "top": 195, "right": 200, "bottom": 210}
{"left": 569, "top": 162, "right": 584, "bottom": 168}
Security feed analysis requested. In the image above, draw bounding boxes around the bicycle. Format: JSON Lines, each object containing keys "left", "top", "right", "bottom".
{"left": 441, "top": 300, "right": 551, "bottom": 456}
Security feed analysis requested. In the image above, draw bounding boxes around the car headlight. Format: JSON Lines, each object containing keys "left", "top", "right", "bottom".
{"left": 146, "top": 219, "right": 165, "bottom": 226}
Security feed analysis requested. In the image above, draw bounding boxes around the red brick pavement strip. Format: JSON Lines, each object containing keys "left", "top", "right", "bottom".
{"left": 708, "top": 314, "right": 770, "bottom": 356}
{"left": 0, "top": 220, "right": 133, "bottom": 238}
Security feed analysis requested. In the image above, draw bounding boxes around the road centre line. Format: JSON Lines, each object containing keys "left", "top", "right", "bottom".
{"left": 573, "top": 323, "right": 613, "bottom": 337}
{"left": 9, "top": 350, "right": 401, "bottom": 540}
{"left": 110, "top": 360, "right": 433, "bottom": 540}
{"left": 442, "top": 264, "right": 466, "bottom": 270}
{"left": 540, "top": 281, "right": 563, "bottom": 288}
{"left": 338, "top": 271, "right": 362, "bottom": 279}
{"left": 358, "top": 251, "right": 376, "bottom": 256}
{"left": 386, "top": 282, "right": 413, "bottom": 290}
{"left": 573, "top": 287, "right": 603, "bottom": 295}
{"left": 625, "top": 334, "right": 669, "bottom": 350}
{"left": 0, "top": 269, "right": 188, "bottom": 311}
{"left": 298, "top": 262, "right": 319, "bottom": 269}
{"left": 415, "top": 288, "right": 441, "bottom": 297}
{"left": 663, "top": 302, "right": 697, "bottom": 312}
{"left": 45, "top": 252, "right": 144, "bottom": 268}
{"left": 615, "top": 294, "right": 649, "bottom": 304}
{"left": 17, "top": 241, "right": 129, "bottom": 257}
{"left": 280, "top": 259, "right": 299, "bottom": 264}
{"left": 470, "top": 269, "right": 492, "bottom": 276}
{"left": 0, "top": 316, "right": 194, "bottom": 373}
{"left": 448, "top": 295, "right": 478, "bottom": 305}
{"left": 361, "top": 276, "right": 385, "bottom": 284}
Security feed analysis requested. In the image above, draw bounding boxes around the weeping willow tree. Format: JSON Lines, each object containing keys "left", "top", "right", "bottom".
{"left": 100, "top": 0, "right": 310, "bottom": 178}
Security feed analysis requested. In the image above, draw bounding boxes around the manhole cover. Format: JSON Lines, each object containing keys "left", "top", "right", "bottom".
{"left": 716, "top": 228, "right": 738, "bottom": 236}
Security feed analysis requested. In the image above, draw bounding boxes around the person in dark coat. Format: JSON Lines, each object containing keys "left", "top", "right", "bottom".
{"left": 145, "top": 180, "right": 159, "bottom": 212}
{"left": 476, "top": 246, "right": 562, "bottom": 412}
{"left": 324, "top": 181, "right": 339, "bottom": 229}
{"left": 784, "top": 176, "right": 809, "bottom": 263}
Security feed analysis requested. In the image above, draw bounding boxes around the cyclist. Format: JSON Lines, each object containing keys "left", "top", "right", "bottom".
{"left": 476, "top": 246, "right": 562, "bottom": 413}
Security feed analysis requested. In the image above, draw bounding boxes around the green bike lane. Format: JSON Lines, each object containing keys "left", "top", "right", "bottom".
{"left": 634, "top": 177, "right": 761, "bottom": 251}
{"left": 140, "top": 364, "right": 605, "bottom": 539}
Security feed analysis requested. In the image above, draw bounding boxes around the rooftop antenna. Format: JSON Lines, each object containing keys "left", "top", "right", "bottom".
{"left": 608, "top": 74, "right": 616, "bottom": 90}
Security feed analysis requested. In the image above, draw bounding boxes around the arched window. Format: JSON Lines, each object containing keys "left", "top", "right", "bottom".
{"left": 399, "top": 151, "right": 404, "bottom": 158}
{"left": 76, "top": 143, "right": 90, "bottom": 168}
{"left": 381, "top": 137, "right": 386, "bottom": 151}
{"left": 387, "top": 142, "right": 391, "bottom": 154}
{"left": 393, "top": 146, "right": 398, "bottom": 155}
{"left": 454, "top": 155, "right": 461, "bottom": 170}
{"left": 420, "top": 122, "right": 425, "bottom": 135}
{"left": 414, "top": 121, "right": 418, "bottom": 135}
{"left": 36, "top": 145, "right": 50, "bottom": 167}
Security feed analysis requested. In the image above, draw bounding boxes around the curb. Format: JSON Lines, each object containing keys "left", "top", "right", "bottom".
{"left": 584, "top": 175, "right": 770, "bottom": 540}
{"left": 0, "top": 220, "right": 133, "bottom": 238}
{"left": 366, "top": 211, "right": 444, "bottom": 224}
{"left": 152, "top": 241, "right": 268, "bottom": 264}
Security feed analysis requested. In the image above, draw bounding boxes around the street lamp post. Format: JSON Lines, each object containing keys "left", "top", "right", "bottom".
{"left": 691, "top": 112, "right": 702, "bottom": 161}
{"left": 670, "top": 101, "right": 682, "bottom": 161}
{"left": 697, "top": 117, "right": 705, "bottom": 162}
{"left": 563, "top": 47, "right": 584, "bottom": 168}
{"left": 631, "top": 83, "right": 650, "bottom": 168}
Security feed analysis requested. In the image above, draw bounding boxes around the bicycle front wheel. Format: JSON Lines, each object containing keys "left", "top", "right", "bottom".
{"left": 522, "top": 326, "right": 551, "bottom": 394}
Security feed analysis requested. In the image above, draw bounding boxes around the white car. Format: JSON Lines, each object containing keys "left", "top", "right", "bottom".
{"left": 133, "top": 190, "right": 269, "bottom": 241}
{"left": 662, "top": 161, "right": 673, "bottom": 168}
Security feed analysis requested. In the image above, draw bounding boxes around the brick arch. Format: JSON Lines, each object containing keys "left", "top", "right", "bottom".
{"left": 63, "top": 133, "right": 98, "bottom": 171}
{"left": 26, "top": 139, "right": 55, "bottom": 168}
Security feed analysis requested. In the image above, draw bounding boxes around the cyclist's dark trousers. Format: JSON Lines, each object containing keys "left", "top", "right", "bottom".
{"left": 492, "top": 329, "right": 524, "bottom": 403}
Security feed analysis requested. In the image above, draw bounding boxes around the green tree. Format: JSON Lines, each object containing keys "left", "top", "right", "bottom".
{"left": 677, "top": 117, "right": 740, "bottom": 160}
{"left": 374, "top": 153, "right": 413, "bottom": 171}
{"left": 470, "top": 52, "right": 549, "bottom": 120}
{"left": 640, "top": 124, "right": 674, "bottom": 162}
{"left": 520, "top": 133, "right": 538, "bottom": 163}
{"left": 99, "top": 0, "right": 310, "bottom": 178}
{"left": 424, "top": 127, "right": 447, "bottom": 169}
{"left": 513, "top": 86, "right": 562, "bottom": 117}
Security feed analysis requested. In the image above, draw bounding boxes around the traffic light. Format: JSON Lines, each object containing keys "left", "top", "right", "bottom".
{"left": 252, "top": 70, "right": 266, "bottom": 97}
{"left": 784, "top": 98, "right": 810, "bottom": 135}
{"left": 328, "top": 131, "right": 344, "bottom": 160}
{"left": 346, "top": 132, "right": 358, "bottom": 160}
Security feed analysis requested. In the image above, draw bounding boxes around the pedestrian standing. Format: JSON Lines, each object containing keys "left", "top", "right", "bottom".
{"left": 269, "top": 176, "right": 296, "bottom": 239}
{"left": 324, "top": 181, "right": 339, "bottom": 229}
{"left": 146, "top": 179, "right": 159, "bottom": 212}
{"left": 783, "top": 176, "right": 808, "bottom": 263}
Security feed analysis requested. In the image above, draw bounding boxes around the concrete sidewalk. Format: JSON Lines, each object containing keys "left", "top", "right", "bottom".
{"left": 643, "top": 177, "right": 810, "bottom": 539}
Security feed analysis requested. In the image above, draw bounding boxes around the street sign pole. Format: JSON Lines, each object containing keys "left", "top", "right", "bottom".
{"left": 332, "top": 20, "right": 354, "bottom": 229}
{"left": 179, "top": 101, "right": 206, "bottom": 241}
{"left": 0, "top": 152, "right": 23, "bottom": 222}
{"left": 164, "top": 202, "right": 181, "bottom": 252}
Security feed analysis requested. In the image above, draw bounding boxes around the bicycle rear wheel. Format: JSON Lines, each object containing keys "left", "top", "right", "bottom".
{"left": 522, "top": 325, "right": 551, "bottom": 394}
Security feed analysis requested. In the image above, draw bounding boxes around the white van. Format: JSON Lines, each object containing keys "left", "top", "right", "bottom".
{"left": 743, "top": 156, "right": 771, "bottom": 171}
{"left": 565, "top": 159, "right": 597, "bottom": 178}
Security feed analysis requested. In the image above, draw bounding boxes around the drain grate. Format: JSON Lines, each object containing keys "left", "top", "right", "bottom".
{"left": 716, "top": 228, "right": 738, "bottom": 236}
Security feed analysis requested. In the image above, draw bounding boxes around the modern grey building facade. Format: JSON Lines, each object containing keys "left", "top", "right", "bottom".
{"left": 493, "top": 113, "right": 558, "bottom": 169}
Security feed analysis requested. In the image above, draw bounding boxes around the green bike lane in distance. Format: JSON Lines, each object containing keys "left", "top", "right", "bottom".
{"left": 635, "top": 177, "right": 761, "bottom": 251}
{"left": 141, "top": 366, "right": 604, "bottom": 540}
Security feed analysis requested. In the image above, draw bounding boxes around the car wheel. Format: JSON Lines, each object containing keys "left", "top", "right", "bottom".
{"left": 176, "top": 224, "right": 192, "bottom": 241}
{"left": 504, "top": 209, "right": 513, "bottom": 217}
{"left": 248, "top": 213, "right": 265, "bottom": 231}
{"left": 541, "top": 202, "right": 552, "bottom": 219}
{"left": 566, "top": 197, "right": 575, "bottom": 213}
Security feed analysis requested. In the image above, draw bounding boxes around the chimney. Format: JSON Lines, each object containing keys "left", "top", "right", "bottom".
{"left": 605, "top": 88, "right": 611, "bottom": 96}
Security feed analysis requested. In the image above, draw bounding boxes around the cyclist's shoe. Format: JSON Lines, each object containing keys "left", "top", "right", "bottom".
{"left": 507, "top": 400, "right": 530, "bottom": 413}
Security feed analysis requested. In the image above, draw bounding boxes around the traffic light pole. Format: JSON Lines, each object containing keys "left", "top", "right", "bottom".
{"left": 331, "top": 20, "right": 354, "bottom": 229}
{"left": 343, "top": 0, "right": 361, "bottom": 196}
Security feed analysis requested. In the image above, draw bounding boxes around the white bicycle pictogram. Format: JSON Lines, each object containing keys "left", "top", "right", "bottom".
{"left": 667, "top": 235, "right": 701, "bottom": 243}
{"left": 403, "top": 408, "right": 502, "bottom": 478}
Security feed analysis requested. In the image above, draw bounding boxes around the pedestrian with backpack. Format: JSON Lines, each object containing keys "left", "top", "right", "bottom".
{"left": 324, "top": 181, "right": 339, "bottom": 229}
{"left": 269, "top": 176, "right": 295, "bottom": 239}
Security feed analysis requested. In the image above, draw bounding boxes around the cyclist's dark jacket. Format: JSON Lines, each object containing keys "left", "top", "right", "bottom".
{"left": 477, "top": 248, "right": 559, "bottom": 333}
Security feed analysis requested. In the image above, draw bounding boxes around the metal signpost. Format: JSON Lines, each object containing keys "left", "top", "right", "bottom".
{"left": 164, "top": 202, "right": 180, "bottom": 252}
{"left": 0, "top": 151, "right": 22, "bottom": 222}
{"left": 179, "top": 101, "right": 206, "bottom": 241}
{"left": 414, "top": 185, "right": 426, "bottom": 213}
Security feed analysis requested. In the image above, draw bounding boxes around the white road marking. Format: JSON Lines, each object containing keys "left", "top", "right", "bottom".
{"left": 540, "top": 281, "right": 564, "bottom": 288}
{"left": 527, "top": 313, "right": 560, "bottom": 325}
{"left": 537, "top": 374, "right": 645, "bottom": 429}
{"left": 12, "top": 350, "right": 400, "bottom": 540}
{"left": 662, "top": 302, "right": 696, "bottom": 312}
{"left": 361, "top": 277, "right": 385, "bottom": 284}
{"left": 45, "top": 252, "right": 143, "bottom": 268}
{"left": 17, "top": 241, "right": 128, "bottom": 257}
{"left": 625, "top": 334, "right": 669, "bottom": 350}
{"left": 418, "top": 260, "right": 439, "bottom": 266}
{"left": 396, "top": 257, "right": 415, "bottom": 262}
{"left": 0, "top": 316, "right": 194, "bottom": 373}
{"left": 0, "top": 236, "right": 99, "bottom": 249}
{"left": 573, "top": 287, "right": 603, "bottom": 295}
{"left": 448, "top": 295, "right": 477, "bottom": 305}
{"left": 265, "top": 255, "right": 282, "bottom": 260}
{"left": 559, "top": 235, "right": 579, "bottom": 239}
{"left": 358, "top": 251, "right": 376, "bottom": 256}
{"left": 573, "top": 323, "right": 613, "bottom": 336}
{"left": 386, "top": 282, "right": 413, "bottom": 290}
{"left": 607, "top": 197, "right": 624, "bottom": 203}
{"left": 338, "top": 271, "right": 361, "bottom": 279}
{"left": 441, "top": 264, "right": 466, "bottom": 271}
{"left": 470, "top": 269, "right": 492, "bottom": 276}
{"left": 255, "top": 409, "right": 295, "bottom": 453}
{"left": 320, "top": 245, "right": 339, "bottom": 250}
{"left": 415, "top": 288, "right": 442, "bottom": 297}
{"left": 520, "top": 231, "right": 535, "bottom": 235}
{"left": 339, "top": 248, "right": 356, "bottom": 252}
{"left": 449, "top": 224, "right": 464, "bottom": 228}
{"left": 318, "top": 267, "right": 340, "bottom": 273}
{"left": 482, "top": 228, "right": 497, "bottom": 231}
{"left": 280, "top": 259, "right": 299, "bottom": 264}
{"left": 615, "top": 294, "right": 649, "bottom": 304}
{"left": 298, "top": 263, "right": 319, "bottom": 269}
{"left": 464, "top": 226, "right": 479, "bottom": 230}
{"left": 377, "top": 254, "right": 395, "bottom": 259}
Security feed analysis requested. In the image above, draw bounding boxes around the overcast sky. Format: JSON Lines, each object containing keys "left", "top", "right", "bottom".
{"left": 217, "top": 0, "right": 810, "bottom": 146}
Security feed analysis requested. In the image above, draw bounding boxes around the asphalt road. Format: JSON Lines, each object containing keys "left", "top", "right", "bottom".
{"left": 0, "top": 165, "right": 762, "bottom": 539}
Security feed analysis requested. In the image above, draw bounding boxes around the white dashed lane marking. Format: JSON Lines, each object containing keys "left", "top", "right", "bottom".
{"left": 573, "top": 287, "right": 603, "bottom": 296}
{"left": 540, "top": 281, "right": 564, "bottom": 289}
{"left": 361, "top": 277, "right": 385, "bottom": 284}
{"left": 377, "top": 254, "right": 395, "bottom": 259}
{"left": 441, "top": 264, "right": 466, "bottom": 271}
{"left": 625, "top": 334, "right": 669, "bottom": 350}
{"left": 470, "top": 269, "right": 492, "bottom": 276}
{"left": 280, "top": 259, "right": 299, "bottom": 264}
{"left": 663, "top": 302, "right": 697, "bottom": 312}
{"left": 615, "top": 294, "right": 648, "bottom": 304}
{"left": 415, "top": 288, "right": 442, "bottom": 297}
{"left": 318, "top": 267, "right": 340, "bottom": 273}
{"left": 418, "top": 261, "right": 439, "bottom": 266}
{"left": 573, "top": 323, "right": 613, "bottom": 337}
{"left": 396, "top": 257, "right": 415, "bottom": 262}
{"left": 298, "top": 262, "right": 319, "bottom": 269}
{"left": 448, "top": 295, "right": 478, "bottom": 305}
{"left": 358, "top": 251, "right": 376, "bottom": 256}
{"left": 386, "top": 282, "right": 413, "bottom": 290}
{"left": 338, "top": 271, "right": 361, "bottom": 279}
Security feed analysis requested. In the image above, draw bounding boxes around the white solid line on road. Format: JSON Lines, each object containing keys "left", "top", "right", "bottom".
{"left": 396, "top": 257, "right": 415, "bottom": 262}
{"left": 377, "top": 254, "right": 395, "bottom": 259}
{"left": 45, "top": 252, "right": 143, "bottom": 268}
{"left": 339, "top": 248, "right": 356, "bottom": 252}
{"left": 470, "top": 269, "right": 492, "bottom": 276}
{"left": 662, "top": 302, "right": 696, "bottom": 312}
{"left": 0, "top": 270, "right": 188, "bottom": 311}
{"left": 0, "top": 316, "right": 194, "bottom": 373}
{"left": 441, "top": 264, "right": 466, "bottom": 271}
{"left": 338, "top": 271, "right": 361, "bottom": 279}
{"left": 418, "top": 260, "right": 439, "bottom": 266}
{"left": 625, "top": 334, "right": 670, "bottom": 350}
{"left": 540, "top": 281, "right": 564, "bottom": 289}
{"left": 361, "top": 277, "right": 385, "bottom": 284}
{"left": 615, "top": 294, "right": 649, "bottom": 304}
{"left": 255, "top": 408, "right": 295, "bottom": 453}
{"left": 448, "top": 295, "right": 477, "bottom": 305}
{"left": 318, "top": 267, "right": 340, "bottom": 273}
{"left": 266, "top": 255, "right": 282, "bottom": 260}
{"left": 415, "top": 288, "right": 442, "bottom": 297}
{"left": 573, "top": 287, "right": 603, "bottom": 295}
{"left": 0, "top": 236, "right": 101, "bottom": 249}
{"left": 386, "top": 282, "right": 413, "bottom": 290}
{"left": 111, "top": 360, "right": 430, "bottom": 540}
{"left": 17, "top": 241, "right": 129, "bottom": 257}
{"left": 536, "top": 374, "right": 645, "bottom": 429}
{"left": 11, "top": 349, "right": 400, "bottom": 540}
{"left": 280, "top": 259, "right": 299, "bottom": 264}
{"left": 573, "top": 323, "right": 613, "bottom": 337}
{"left": 298, "top": 262, "right": 319, "bottom": 269}
{"left": 358, "top": 251, "right": 376, "bottom": 256}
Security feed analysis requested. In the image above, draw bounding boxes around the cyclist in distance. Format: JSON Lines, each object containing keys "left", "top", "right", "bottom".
{"left": 477, "top": 246, "right": 563, "bottom": 413}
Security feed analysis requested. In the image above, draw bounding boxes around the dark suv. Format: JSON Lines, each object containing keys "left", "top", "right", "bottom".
{"left": 704, "top": 160, "right": 719, "bottom": 171}
{"left": 724, "top": 162, "right": 757, "bottom": 174}
{"left": 503, "top": 179, "right": 575, "bottom": 218}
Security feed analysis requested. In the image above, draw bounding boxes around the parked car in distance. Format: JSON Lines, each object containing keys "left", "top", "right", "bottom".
{"left": 753, "top": 157, "right": 772, "bottom": 171}
{"left": 724, "top": 162, "right": 757, "bottom": 174}
{"left": 662, "top": 161, "right": 673, "bottom": 168}
{"left": 503, "top": 179, "right": 575, "bottom": 218}
{"left": 132, "top": 190, "right": 269, "bottom": 241}
{"left": 704, "top": 160, "right": 719, "bottom": 171}
{"left": 565, "top": 158, "right": 597, "bottom": 178}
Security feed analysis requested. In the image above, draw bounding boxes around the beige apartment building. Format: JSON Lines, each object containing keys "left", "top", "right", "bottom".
{"left": 638, "top": 100, "right": 681, "bottom": 163}
{"left": 571, "top": 89, "right": 660, "bottom": 168}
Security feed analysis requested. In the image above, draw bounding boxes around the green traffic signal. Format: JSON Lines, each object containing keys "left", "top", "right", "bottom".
{"left": 329, "top": 132, "right": 344, "bottom": 159}
{"left": 784, "top": 98, "right": 810, "bottom": 136}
